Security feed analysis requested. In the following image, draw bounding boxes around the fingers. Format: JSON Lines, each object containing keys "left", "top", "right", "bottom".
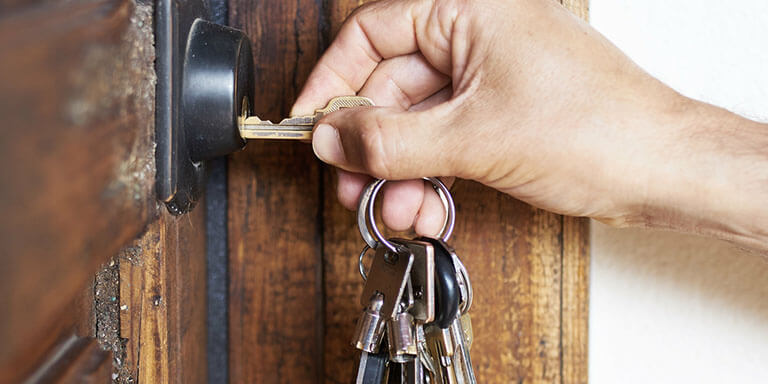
{"left": 409, "top": 86, "right": 452, "bottom": 112}
{"left": 414, "top": 177, "right": 455, "bottom": 236}
{"left": 292, "top": 0, "right": 445, "bottom": 115}
{"left": 313, "top": 106, "right": 456, "bottom": 180}
{"left": 335, "top": 170, "right": 431, "bottom": 234}
{"left": 336, "top": 170, "right": 456, "bottom": 237}
{"left": 381, "top": 180, "right": 425, "bottom": 231}
{"left": 358, "top": 53, "right": 449, "bottom": 110}
{"left": 335, "top": 169, "right": 370, "bottom": 210}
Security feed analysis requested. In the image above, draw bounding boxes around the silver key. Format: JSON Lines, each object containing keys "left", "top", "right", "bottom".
{"left": 352, "top": 292, "right": 387, "bottom": 353}
{"left": 416, "top": 325, "right": 437, "bottom": 378}
{"left": 401, "top": 358, "right": 426, "bottom": 384}
{"left": 448, "top": 314, "right": 476, "bottom": 384}
{"left": 424, "top": 325, "right": 458, "bottom": 384}
{"left": 387, "top": 310, "right": 418, "bottom": 363}
{"left": 391, "top": 239, "right": 436, "bottom": 324}
{"left": 360, "top": 244, "right": 414, "bottom": 319}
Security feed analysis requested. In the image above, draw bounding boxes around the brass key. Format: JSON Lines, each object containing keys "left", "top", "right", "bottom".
{"left": 239, "top": 96, "right": 374, "bottom": 140}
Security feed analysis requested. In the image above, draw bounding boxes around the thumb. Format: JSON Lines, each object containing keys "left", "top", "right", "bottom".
{"left": 312, "top": 106, "right": 455, "bottom": 180}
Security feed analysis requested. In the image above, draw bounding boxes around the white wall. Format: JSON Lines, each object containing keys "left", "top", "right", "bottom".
{"left": 588, "top": 1, "right": 768, "bottom": 383}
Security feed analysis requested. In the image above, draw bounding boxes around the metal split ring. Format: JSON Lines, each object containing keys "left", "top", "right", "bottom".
{"left": 357, "top": 177, "right": 456, "bottom": 253}
{"left": 358, "top": 244, "right": 372, "bottom": 281}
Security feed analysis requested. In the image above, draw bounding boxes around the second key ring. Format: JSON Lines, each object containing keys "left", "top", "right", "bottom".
{"left": 357, "top": 177, "right": 456, "bottom": 253}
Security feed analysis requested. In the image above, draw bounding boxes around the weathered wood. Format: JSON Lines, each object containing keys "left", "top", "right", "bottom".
{"left": 228, "top": 0, "right": 589, "bottom": 383}
{"left": 118, "top": 208, "right": 208, "bottom": 384}
{"left": 0, "top": 0, "right": 158, "bottom": 379}
{"left": 8, "top": 285, "right": 109, "bottom": 384}
{"left": 562, "top": 216, "right": 590, "bottom": 384}
{"left": 228, "top": 0, "right": 324, "bottom": 382}
{"left": 21, "top": 336, "right": 112, "bottom": 384}
{"left": 1, "top": 1, "right": 209, "bottom": 382}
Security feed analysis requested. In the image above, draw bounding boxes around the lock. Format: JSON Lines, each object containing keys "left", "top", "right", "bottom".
{"left": 155, "top": 0, "right": 254, "bottom": 214}
{"left": 183, "top": 20, "right": 253, "bottom": 162}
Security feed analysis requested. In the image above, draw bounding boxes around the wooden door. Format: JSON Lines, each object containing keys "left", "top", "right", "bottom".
{"left": 0, "top": 1, "right": 207, "bottom": 382}
{"left": 227, "top": 1, "right": 590, "bottom": 383}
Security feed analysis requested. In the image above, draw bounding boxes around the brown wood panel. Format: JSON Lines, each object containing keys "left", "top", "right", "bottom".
{"left": 21, "top": 336, "right": 112, "bottom": 384}
{"left": 0, "top": 0, "right": 159, "bottom": 378}
{"left": 7, "top": 283, "right": 109, "bottom": 384}
{"left": 229, "top": 0, "right": 589, "bottom": 383}
{"left": 118, "top": 208, "right": 208, "bottom": 383}
{"left": 562, "top": 216, "right": 590, "bottom": 384}
{"left": 228, "top": 0, "right": 324, "bottom": 382}
{"left": 1, "top": 1, "right": 208, "bottom": 382}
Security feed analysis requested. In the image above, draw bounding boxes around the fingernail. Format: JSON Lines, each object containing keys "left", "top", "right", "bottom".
{"left": 313, "top": 123, "right": 346, "bottom": 164}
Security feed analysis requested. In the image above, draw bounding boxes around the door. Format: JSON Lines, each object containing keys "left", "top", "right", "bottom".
{"left": 0, "top": 1, "right": 207, "bottom": 382}
{"left": 226, "top": 0, "right": 590, "bottom": 383}
{"left": 0, "top": 0, "right": 589, "bottom": 383}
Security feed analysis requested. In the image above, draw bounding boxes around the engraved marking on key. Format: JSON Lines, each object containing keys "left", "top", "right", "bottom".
{"left": 239, "top": 96, "right": 374, "bottom": 140}
{"left": 360, "top": 244, "right": 414, "bottom": 319}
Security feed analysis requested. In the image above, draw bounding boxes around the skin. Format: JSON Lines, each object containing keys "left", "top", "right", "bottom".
{"left": 291, "top": 0, "right": 768, "bottom": 251}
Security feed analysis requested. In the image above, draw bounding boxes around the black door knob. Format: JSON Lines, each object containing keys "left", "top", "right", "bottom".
{"left": 155, "top": 0, "right": 256, "bottom": 214}
{"left": 183, "top": 19, "right": 254, "bottom": 162}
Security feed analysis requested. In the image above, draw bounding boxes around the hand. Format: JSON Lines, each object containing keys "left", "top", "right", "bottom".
{"left": 292, "top": 0, "right": 768, "bottom": 249}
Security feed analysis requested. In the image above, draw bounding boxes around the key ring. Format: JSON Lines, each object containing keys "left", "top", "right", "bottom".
{"left": 357, "top": 177, "right": 455, "bottom": 253}
{"left": 358, "top": 244, "right": 372, "bottom": 281}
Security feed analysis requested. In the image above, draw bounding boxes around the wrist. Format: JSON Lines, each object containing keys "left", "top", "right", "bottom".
{"left": 627, "top": 98, "right": 768, "bottom": 249}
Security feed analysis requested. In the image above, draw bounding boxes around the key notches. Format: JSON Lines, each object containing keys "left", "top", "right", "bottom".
{"left": 238, "top": 96, "right": 374, "bottom": 140}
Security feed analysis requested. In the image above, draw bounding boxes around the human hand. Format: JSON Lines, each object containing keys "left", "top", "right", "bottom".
{"left": 293, "top": 0, "right": 768, "bottom": 248}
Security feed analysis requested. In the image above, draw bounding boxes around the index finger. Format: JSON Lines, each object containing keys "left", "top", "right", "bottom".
{"left": 291, "top": 0, "right": 423, "bottom": 115}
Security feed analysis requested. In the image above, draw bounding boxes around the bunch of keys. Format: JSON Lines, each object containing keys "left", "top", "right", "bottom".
{"left": 351, "top": 178, "right": 476, "bottom": 384}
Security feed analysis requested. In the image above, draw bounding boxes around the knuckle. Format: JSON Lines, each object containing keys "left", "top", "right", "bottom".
{"left": 359, "top": 113, "right": 397, "bottom": 179}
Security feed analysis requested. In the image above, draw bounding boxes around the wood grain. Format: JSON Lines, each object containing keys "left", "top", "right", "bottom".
{"left": 119, "top": 208, "right": 208, "bottom": 384}
{"left": 562, "top": 216, "right": 590, "bottom": 384}
{"left": 0, "top": 0, "right": 159, "bottom": 379}
{"left": 1, "top": 1, "right": 208, "bottom": 382}
{"left": 228, "top": 0, "right": 324, "bottom": 382}
{"left": 228, "top": 0, "right": 589, "bottom": 383}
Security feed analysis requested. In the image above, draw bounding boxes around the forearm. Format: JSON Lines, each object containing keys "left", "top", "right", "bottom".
{"left": 629, "top": 99, "right": 768, "bottom": 250}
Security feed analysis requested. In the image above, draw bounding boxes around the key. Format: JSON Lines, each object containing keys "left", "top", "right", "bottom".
{"left": 402, "top": 358, "right": 426, "bottom": 384}
{"left": 391, "top": 239, "right": 436, "bottom": 324}
{"left": 424, "top": 325, "right": 458, "bottom": 384}
{"left": 239, "top": 96, "right": 374, "bottom": 140}
{"left": 448, "top": 314, "right": 476, "bottom": 384}
{"left": 360, "top": 244, "right": 415, "bottom": 320}
{"left": 421, "top": 238, "right": 472, "bottom": 315}
{"left": 430, "top": 240, "right": 460, "bottom": 329}
{"left": 421, "top": 237, "right": 476, "bottom": 384}
{"left": 387, "top": 309, "right": 418, "bottom": 363}
{"left": 416, "top": 325, "right": 437, "bottom": 381}
{"left": 352, "top": 292, "right": 388, "bottom": 353}
{"left": 423, "top": 239, "right": 467, "bottom": 384}
{"left": 355, "top": 349, "right": 390, "bottom": 384}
